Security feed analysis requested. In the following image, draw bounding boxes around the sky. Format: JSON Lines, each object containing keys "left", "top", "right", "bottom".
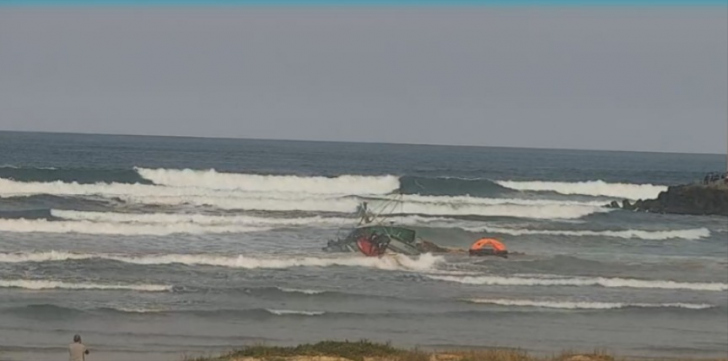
{"left": 0, "top": 2, "right": 726, "bottom": 153}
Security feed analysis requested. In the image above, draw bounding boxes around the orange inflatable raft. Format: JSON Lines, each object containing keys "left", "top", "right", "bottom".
{"left": 469, "top": 238, "right": 508, "bottom": 258}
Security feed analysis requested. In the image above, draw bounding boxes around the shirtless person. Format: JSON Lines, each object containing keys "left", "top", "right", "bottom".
{"left": 69, "top": 334, "right": 90, "bottom": 361}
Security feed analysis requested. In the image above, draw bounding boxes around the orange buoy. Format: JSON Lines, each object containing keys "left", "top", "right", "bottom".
{"left": 469, "top": 238, "right": 508, "bottom": 257}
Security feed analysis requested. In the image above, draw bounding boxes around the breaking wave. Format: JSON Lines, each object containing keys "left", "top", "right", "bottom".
{"left": 1, "top": 178, "right": 606, "bottom": 219}
{"left": 136, "top": 168, "right": 399, "bottom": 195}
{"left": 428, "top": 275, "right": 728, "bottom": 291}
{"left": 2, "top": 169, "right": 670, "bottom": 203}
{"left": 50, "top": 210, "right": 353, "bottom": 227}
{"left": 124, "top": 194, "right": 361, "bottom": 213}
{"left": 385, "top": 202, "right": 608, "bottom": 219}
{"left": 464, "top": 226, "right": 711, "bottom": 241}
{"left": 0, "top": 279, "right": 171, "bottom": 292}
{"left": 495, "top": 180, "right": 667, "bottom": 200}
{"left": 128, "top": 196, "right": 606, "bottom": 219}
{"left": 398, "top": 194, "right": 605, "bottom": 207}
{"left": 0, "top": 166, "right": 149, "bottom": 184}
{"left": 0, "top": 219, "right": 269, "bottom": 235}
{"left": 0, "top": 251, "right": 444, "bottom": 272}
{"left": 17, "top": 211, "right": 471, "bottom": 233}
{"left": 0, "top": 177, "right": 247, "bottom": 199}
{"left": 465, "top": 298, "right": 714, "bottom": 310}
{"left": 0, "top": 250, "right": 92, "bottom": 263}
{"left": 398, "top": 176, "right": 514, "bottom": 197}
{"left": 48, "top": 211, "right": 482, "bottom": 231}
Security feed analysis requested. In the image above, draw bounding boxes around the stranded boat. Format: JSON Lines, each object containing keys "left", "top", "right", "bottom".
{"left": 323, "top": 224, "right": 423, "bottom": 256}
{"left": 323, "top": 199, "right": 439, "bottom": 257}
{"left": 323, "top": 199, "right": 509, "bottom": 258}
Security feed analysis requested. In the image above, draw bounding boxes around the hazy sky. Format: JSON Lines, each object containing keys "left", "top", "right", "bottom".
{"left": 0, "top": 6, "right": 726, "bottom": 153}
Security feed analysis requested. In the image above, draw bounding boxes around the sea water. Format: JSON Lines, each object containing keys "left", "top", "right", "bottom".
{"left": 0, "top": 131, "right": 726, "bottom": 361}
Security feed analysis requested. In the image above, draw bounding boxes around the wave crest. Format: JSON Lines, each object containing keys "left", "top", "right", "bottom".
{"left": 0, "top": 251, "right": 444, "bottom": 272}
{"left": 496, "top": 180, "right": 666, "bottom": 200}
{"left": 51, "top": 210, "right": 353, "bottom": 227}
{"left": 428, "top": 275, "right": 728, "bottom": 291}
{"left": 0, "top": 219, "right": 268, "bottom": 235}
{"left": 136, "top": 168, "right": 399, "bottom": 194}
{"left": 464, "top": 226, "right": 711, "bottom": 240}
{"left": 265, "top": 309, "right": 325, "bottom": 316}
{"left": 465, "top": 298, "right": 714, "bottom": 310}
{"left": 0, "top": 279, "right": 171, "bottom": 292}
{"left": 1, "top": 176, "right": 609, "bottom": 219}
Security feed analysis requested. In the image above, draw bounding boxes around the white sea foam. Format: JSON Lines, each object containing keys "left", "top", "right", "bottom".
{"left": 0, "top": 178, "right": 342, "bottom": 202}
{"left": 125, "top": 194, "right": 362, "bottom": 213}
{"left": 0, "top": 177, "right": 185, "bottom": 198}
{"left": 0, "top": 219, "right": 268, "bottom": 235}
{"left": 136, "top": 168, "right": 399, "bottom": 194}
{"left": 399, "top": 194, "right": 606, "bottom": 207}
{"left": 0, "top": 251, "right": 444, "bottom": 272}
{"left": 465, "top": 298, "right": 713, "bottom": 310}
{"left": 0, "top": 177, "right": 365, "bottom": 213}
{"left": 108, "top": 306, "right": 168, "bottom": 313}
{"left": 0, "top": 171, "right": 399, "bottom": 197}
{"left": 1, "top": 176, "right": 608, "bottom": 219}
{"left": 265, "top": 309, "right": 325, "bottom": 316}
{"left": 52, "top": 210, "right": 456, "bottom": 229}
{"left": 428, "top": 275, "right": 728, "bottom": 291}
{"left": 0, "top": 279, "right": 171, "bottom": 292}
{"left": 395, "top": 202, "right": 609, "bottom": 219}
{"left": 277, "top": 287, "right": 326, "bottom": 295}
{"left": 2, "top": 176, "right": 603, "bottom": 209}
{"left": 464, "top": 226, "right": 711, "bottom": 240}
{"left": 125, "top": 195, "right": 607, "bottom": 219}
{"left": 496, "top": 180, "right": 667, "bottom": 200}
{"left": 0, "top": 251, "right": 93, "bottom": 263}
{"left": 51, "top": 209, "right": 354, "bottom": 227}
{"left": 107, "top": 253, "right": 443, "bottom": 272}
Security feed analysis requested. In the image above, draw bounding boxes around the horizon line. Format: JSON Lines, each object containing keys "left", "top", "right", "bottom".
{"left": 1, "top": 129, "right": 723, "bottom": 157}
{"left": 2, "top": 0, "right": 726, "bottom": 6}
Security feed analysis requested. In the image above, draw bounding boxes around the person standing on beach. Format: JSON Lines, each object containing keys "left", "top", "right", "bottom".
{"left": 69, "top": 334, "right": 89, "bottom": 361}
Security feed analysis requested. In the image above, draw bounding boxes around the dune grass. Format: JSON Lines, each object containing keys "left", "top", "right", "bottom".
{"left": 181, "top": 340, "right": 728, "bottom": 361}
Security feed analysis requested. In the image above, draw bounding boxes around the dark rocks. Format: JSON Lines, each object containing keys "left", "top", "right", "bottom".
{"left": 622, "top": 199, "right": 634, "bottom": 210}
{"left": 606, "top": 184, "right": 728, "bottom": 216}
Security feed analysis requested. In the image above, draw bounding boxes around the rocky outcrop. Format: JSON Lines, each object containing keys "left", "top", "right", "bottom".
{"left": 607, "top": 184, "right": 728, "bottom": 216}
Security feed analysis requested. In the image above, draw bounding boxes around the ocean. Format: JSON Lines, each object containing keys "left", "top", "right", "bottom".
{"left": 0, "top": 131, "right": 726, "bottom": 361}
